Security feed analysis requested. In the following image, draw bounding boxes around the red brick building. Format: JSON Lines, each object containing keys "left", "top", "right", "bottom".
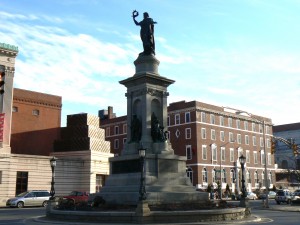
{"left": 11, "top": 88, "right": 62, "bottom": 155}
{"left": 100, "top": 100, "right": 276, "bottom": 193}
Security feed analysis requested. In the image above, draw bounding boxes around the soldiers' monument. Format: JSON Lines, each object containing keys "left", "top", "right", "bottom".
{"left": 99, "top": 11, "right": 208, "bottom": 206}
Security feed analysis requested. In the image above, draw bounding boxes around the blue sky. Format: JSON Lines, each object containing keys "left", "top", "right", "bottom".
{"left": 1, "top": 0, "right": 300, "bottom": 126}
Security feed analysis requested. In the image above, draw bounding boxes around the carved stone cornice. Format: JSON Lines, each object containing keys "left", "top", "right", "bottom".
{"left": 125, "top": 87, "right": 169, "bottom": 98}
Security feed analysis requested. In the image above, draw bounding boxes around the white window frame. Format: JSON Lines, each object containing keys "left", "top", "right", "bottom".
{"left": 202, "top": 145, "right": 207, "bottom": 160}
{"left": 114, "top": 139, "right": 119, "bottom": 149}
{"left": 221, "top": 147, "right": 225, "bottom": 161}
{"left": 236, "top": 120, "right": 240, "bottom": 129}
{"left": 186, "top": 145, "right": 192, "bottom": 160}
{"left": 237, "top": 134, "right": 242, "bottom": 144}
{"left": 201, "top": 112, "right": 206, "bottom": 122}
{"left": 201, "top": 128, "right": 206, "bottom": 139}
{"left": 185, "top": 128, "right": 191, "bottom": 139}
{"left": 245, "top": 135, "right": 249, "bottom": 145}
{"left": 229, "top": 132, "right": 234, "bottom": 142}
{"left": 123, "top": 124, "right": 127, "bottom": 134}
{"left": 253, "top": 136, "right": 256, "bottom": 146}
{"left": 220, "top": 131, "right": 225, "bottom": 142}
{"left": 254, "top": 151, "right": 258, "bottom": 164}
{"left": 185, "top": 112, "right": 191, "bottom": 123}
{"left": 230, "top": 148, "right": 234, "bottom": 162}
{"left": 244, "top": 121, "right": 249, "bottom": 130}
{"left": 211, "top": 129, "right": 216, "bottom": 140}
{"left": 114, "top": 126, "right": 119, "bottom": 135}
{"left": 175, "top": 114, "right": 180, "bottom": 125}
{"left": 246, "top": 150, "right": 250, "bottom": 163}
{"left": 228, "top": 118, "right": 233, "bottom": 127}
{"left": 210, "top": 114, "right": 215, "bottom": 124}
{"left": 220, "top": 116, "right": 224, "bottom": 126}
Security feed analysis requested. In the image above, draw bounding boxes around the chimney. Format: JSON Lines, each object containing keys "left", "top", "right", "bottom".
{"left": 108, "top": 106, "right": 113, "bottom": 119}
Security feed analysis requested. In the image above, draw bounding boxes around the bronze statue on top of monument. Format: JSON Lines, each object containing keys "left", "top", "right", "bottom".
{"left": 132, "top": 10, "right": 157, "bottom": 55}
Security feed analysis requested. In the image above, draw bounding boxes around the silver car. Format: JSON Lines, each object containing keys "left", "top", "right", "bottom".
{"left": 6, "top": 190, "right": 50, "bottom": 208}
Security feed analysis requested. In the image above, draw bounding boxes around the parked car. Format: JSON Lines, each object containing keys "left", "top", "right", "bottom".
{"left": 291, "top": 190, "right": 300, "bottom": 204}
{"left": 258, "top": 191, "right": 277, "bottom": 199}
{"left": 236, "top": 192, "right": 257, "bottom": 200}
{"left": 275, "top": 189, "right": 292, "bottom": 204}
{"left": 63, "top": 191, "right": 89, "bottom": 203}
{"left": 246, "top": 192, "right": 258, "bottom": 200}
{"left": 6, "top": 190, "right": 50, "bottom": 208}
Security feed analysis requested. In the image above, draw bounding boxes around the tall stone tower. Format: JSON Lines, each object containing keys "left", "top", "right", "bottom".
{"left": 0, "top": 43, "right": 18, "bottom": 153}
{"left": 100, "top": 54, "right": 208, "bottom": 205}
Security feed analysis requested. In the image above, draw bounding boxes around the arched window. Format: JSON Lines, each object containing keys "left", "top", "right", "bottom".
{"left": 202, "top": 168, "right": 208, "bottom": 183}
{"left": 186, "top": 167, "right": 193, "bottom": 184}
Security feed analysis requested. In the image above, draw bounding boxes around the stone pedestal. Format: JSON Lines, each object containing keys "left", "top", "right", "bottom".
{"left": 135, "top": 200, "right": 151, "bottom": 216}
{"left": 99, "top": 54, "right": 209, "bottom": 206}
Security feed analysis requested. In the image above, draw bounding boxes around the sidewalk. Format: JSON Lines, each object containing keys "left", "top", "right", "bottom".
{"left": 263, "top": 204, "right": 300, "bottom": 212}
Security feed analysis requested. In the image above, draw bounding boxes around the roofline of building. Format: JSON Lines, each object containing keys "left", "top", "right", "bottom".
{"left": 273, "top": 122, "right": 300, "bottom": 132}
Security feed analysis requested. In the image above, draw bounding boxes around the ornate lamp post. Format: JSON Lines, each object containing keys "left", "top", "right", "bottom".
{"left": 138, "top": 147, "right": 147, "bottom": 201}
{"left": 49, "top": 157, "right": 57, "bottom": 200}
{"left": 239, "top": 154, "right": 248, "bottom": 207}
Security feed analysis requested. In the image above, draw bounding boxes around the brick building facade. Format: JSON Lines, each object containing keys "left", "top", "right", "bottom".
{"left": 100, "top": 100, "right": 276, "bottom": 194}
{"left": 11, "top": 88, "right": 62, "bottom": 155}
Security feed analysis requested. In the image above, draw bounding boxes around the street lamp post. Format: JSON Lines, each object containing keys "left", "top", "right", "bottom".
{"left": 138, "top": 147, "right": 147, "bottom": 201}
{"left": 49, "top": 157, "right": 57, "bottom": 200}
{"left": 239, "top": 154, "right": 248, "bottom": 207}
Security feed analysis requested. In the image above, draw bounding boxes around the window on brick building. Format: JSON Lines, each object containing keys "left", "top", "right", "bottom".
{"left": 266, "top": 138, "right": 270, "bottom": 148}
{"left": 254, "top": 171, "right": 258, "bottom": 184}
{"left": 260, "top": 137, "right": 264, "bottom": 147}
{"left": 245, "top": 135, "right": 249, "bottom": 145}
{"left": 114, "top": 139, "right": 119, "bottom": 149}
{"left": 202, "top": 168, "right": 208, "bottom": 183}
{"left": 252, "top": 122, "right": 256, "bottom": 132}
{"left": 185, "top": 128, "right": 191, "bottom": 139}
{"left": 221, "top": 147, "right": 225, "bottom": 161}
{"left": 220, "top": 131, "right": 225, "bottom": 142}
{"left": 202, "top": 145, "right": 207, "bottom": 160}
{"left": 229, "top": 132, "right": 234, "bottom": 142}
{"left": 237, "top": 134, "right": 241, "bottom": 144}
{"left": 175, "top": 114, "right": 180, "bottom": 125}
{"left": 167, "top": 116, "right": 170, "bottom": 126}
{"left": 185, "top": 112, "right": 191, "bottom": 123}
{"left": 244, "top": 121, "right": 249, "bottom": 130}
{"left": 259, "top": 124, "right": 263, "bottom": 133}
{"left": 261, "top": 150, "right": 265, "bottom": 165}
{"left": 114, "top": 126, "right": 119, "bottom": 135}
{"left": 32, "top": 109, "right": 39, "bottom": 116}
{"left": 230, "top": 148, "right": 234, "bottom": 162}
{"left": 211, "top": 129, "right": 216, "bottom": 140}
{"left": 123, "top": 138, "right": 127, "bottom": 144}
{"left": 201, "top": 128, "right": 206, "bottom": 139}
{"left": 266, "top": 125, "right": 270, "bottom": 134}
{"left": 210, "top": 114, "right": 215, "bottom": 124}
{"left": 236, "top": 120, "right": 240, "bottom": 129}
{"left": 253, "top": 136, "right": 256, "bottom": 146}
{"left": 246, "top": 170, "right": 251, "bottom": 183}
{"left": 220, "top": 116, "right": 224, "bottom": 126}
{"left": 230, "top": 169, "right": 235, "bottom": 183}
{"left": 246, "top": 150, "right": 250, "bottom": 163}
{"left": 228, "top": 118, "right": 233, "bottom": 127}
{"left": 186, "top": 145, "right": 192, "bottom": 160}
{"left": 268, "top": 153, "right": 271, "bottom": 165}
{"left": 254, "top": 151, "right": 258, "bottom": 164}
{"left": 211, "top": 144, "right": 217, "bottom": 161}
{"left": 201, "top": 112, "right": 206, "bottom": 122}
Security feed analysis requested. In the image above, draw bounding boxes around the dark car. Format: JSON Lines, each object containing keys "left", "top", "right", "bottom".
{"left": 275, "top": 189, "right": 292, "bottom": 204}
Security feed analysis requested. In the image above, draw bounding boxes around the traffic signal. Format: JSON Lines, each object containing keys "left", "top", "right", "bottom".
{"left": 271, "top": 139, "right": 276, "bottom": 154}
{"left": 292, "top": 144, "right": 298, "bottom": 156}
{"left": 0, "top": 72, "right": 5, "bottom": 95}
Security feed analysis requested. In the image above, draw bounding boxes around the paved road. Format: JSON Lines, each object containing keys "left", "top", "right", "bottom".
{"left": 0, "top": 200, "right": 299, "bottom": 225}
